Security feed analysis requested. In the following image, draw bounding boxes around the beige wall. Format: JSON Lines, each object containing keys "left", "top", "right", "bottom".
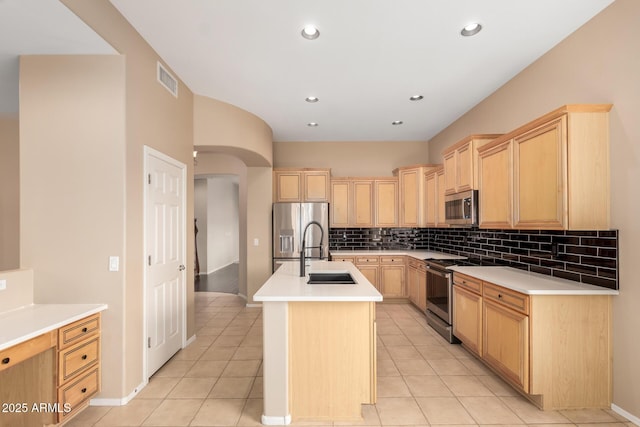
{"left": 49, "top": 0, "right": 196, "bottom": 400}
{"left": 0, "top": 269, "right": 33, "bottom": 313}
{"left": 0, "top": 117, "right": 19, "bottom": 271}
{"left": 246, "top": 167, "right": 273, "bottom": 304}
{"left": 20, "top": 55, "right": 127, "bottom": 399}
{"left": 427, "top": 0, "right": 639, "bottom": 419}
{"left": 274, "top": 140, "right": 430, "bottom": 177}
{"left": 194, "top": 95, "right": 273, "bottom": 167}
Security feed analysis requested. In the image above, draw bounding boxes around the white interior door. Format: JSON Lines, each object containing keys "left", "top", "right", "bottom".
{"left": 145, "top": 147, "right": 186, "bottom": 377}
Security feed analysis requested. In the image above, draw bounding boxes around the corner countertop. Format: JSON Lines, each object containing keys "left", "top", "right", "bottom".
{"left": 450, "top": 266, "right": 619, "bottom": 296}
{"left": 253, "top": 260, "right": 382, "bottom": 302}
{"left": 330, "top": 250, "right": 466, "bottom": 261}
{"left": 0, "top": 303, "right": 108, "bottom": 352}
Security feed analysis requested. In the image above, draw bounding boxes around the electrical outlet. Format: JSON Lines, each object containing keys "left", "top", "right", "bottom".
{"left": 0, "top": 279, "right": 6, "bottom": 291}
{"left": 109, "top": 256, "right": 120, "bottom": 272}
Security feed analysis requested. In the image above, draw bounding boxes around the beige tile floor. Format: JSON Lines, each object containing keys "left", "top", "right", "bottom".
{"left": 68, "top": 292, "right": 634, "bottom": 427}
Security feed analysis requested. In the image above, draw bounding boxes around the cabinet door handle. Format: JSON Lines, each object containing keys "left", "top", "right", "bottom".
{"left": 81, "top": 354, "right": 88, "bottom": 360}
{"left": 1, "top": 357, "right": 9, "bottom": 365}
{"left": 82, "top": 327, "right": 88, "bottom": 333}
{"left": 81, "top": 387, "right": 87, "bottom": 393}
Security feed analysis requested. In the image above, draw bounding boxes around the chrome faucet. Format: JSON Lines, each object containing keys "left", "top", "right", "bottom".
{"left": 300, "top": 220, "right": 324, "bottom": 277}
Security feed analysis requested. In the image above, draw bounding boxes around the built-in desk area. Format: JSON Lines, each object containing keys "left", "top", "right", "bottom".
{"left": 0, "top": 304, "right": 107, "bottom": 426}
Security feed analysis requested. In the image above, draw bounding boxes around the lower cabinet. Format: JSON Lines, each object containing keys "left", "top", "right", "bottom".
{"left": 452, "top": 285, "right": 482, "bottom": 357}
{"left": 407, "top": 259, "right": 427, "bottom": 311}
{"left": 452, "top": 272, "right": 612, "bottom": 410}
{"left": 379, "top": 256, "right": 406, "bottom": 298}
{"left": 482, "top": 299, "right": 529, "bottom": 392}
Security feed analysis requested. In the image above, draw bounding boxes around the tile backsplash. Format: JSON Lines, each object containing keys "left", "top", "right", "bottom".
{"left": 329, "top": 227, "right": 619, "bottom": 290}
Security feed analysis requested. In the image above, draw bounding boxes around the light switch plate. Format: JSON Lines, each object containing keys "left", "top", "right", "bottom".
{"left": 109, "top": 256, "right": 120, "bottom": 272}
{"left": 0, "top": 279, "right": 6, "bottom": 291}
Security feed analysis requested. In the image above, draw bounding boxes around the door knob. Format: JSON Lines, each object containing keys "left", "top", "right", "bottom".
{"left": 178, "top": 265, "right": 186, "bottom": 271}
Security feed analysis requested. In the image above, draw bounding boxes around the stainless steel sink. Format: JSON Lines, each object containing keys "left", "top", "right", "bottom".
{"left": 307, "top": 272, "right": 356, "bottom": 284}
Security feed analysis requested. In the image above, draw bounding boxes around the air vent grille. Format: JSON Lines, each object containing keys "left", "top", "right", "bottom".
{"left": 157, "top": 62, "right": 178, "bottom": 97}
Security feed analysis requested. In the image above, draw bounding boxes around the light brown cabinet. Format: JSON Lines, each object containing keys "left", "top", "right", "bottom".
{"left": 273, "top": 168, "right": 330, "bottom": 202}
{"left": 396, "top": 165, "right": 439, "bottom": 227}
{"left": 0, "top": 312, "right": 101, "bottom": 426}
{"left": 374, "top": 179, "right": 398, "bottom": 227}
{"left": 452, "top": 273, "right": 483, "bottom": 357}
{"left": 407, "top": 258, "right": 427, "bottom": 311}
{"left": 442, "top": 134, "right": 501, "bottom": 195}
{"left": 477, "top": 139, "right": 513, "bottom": 229}
{"left": 452, "top": 271, "right": 612, "bottom": 410}
{"left": 330, "top": 179, "right": 374, "bottom": 227}
{"left": 355, "top": 256, "right": 380, "bottom": 293}
{"left": 379, "top": 256, "right": 406, "bottom": 298}
{"left": 424, "top": 166, "right": 448, "bottom": 228}
{"left": 477, "top": 104, "right": 612, "bottom": 230}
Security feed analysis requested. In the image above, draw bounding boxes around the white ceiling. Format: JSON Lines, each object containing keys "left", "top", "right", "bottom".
{"left": 109, "top": 0, "right": 614, "bottom": 142}
{"left": 0, "top": 0, "right": 116, "bottom": 115}
{"left": 1, "top": 0, "right": 613, "bottom": 142}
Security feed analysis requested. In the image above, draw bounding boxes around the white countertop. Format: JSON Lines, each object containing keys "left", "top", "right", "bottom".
{"left": 331, "top": 250, "right": 466, "bottom": 261}
{"left": 450, "top": 266, "right": 619, "bottom": 296}
{"left": 0, "top": 303, "right": 108, "bottom": 351}
{"left": 253, "top": 260, "right": 382, "bottom": 302}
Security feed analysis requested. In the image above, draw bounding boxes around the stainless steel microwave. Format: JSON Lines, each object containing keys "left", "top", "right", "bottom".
{"left": 445, "top": 190, "right": 478, "bottom": 227}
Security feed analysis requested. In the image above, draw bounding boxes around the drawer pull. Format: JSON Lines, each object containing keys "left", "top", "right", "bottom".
{"left": 82, "top": 327, "right": 88, "bottom": 333}
{"left": 462, "top": 280, "right": 467, "bottom": 284}
{"left": 498, "top": 294, "right": 503, "bottom": 299}
{"left": 81, "top": 354, "right": 88, "bottom": 360}
{"left": 81, "top": 387, "right": 87, "bottom": 393}
{"left": 1, "top": 357, "right": 9, "bottom": 365}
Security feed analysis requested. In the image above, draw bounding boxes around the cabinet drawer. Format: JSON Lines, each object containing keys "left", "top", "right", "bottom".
{"left": 58, "top": 314, "right": 100, "bottom": 349}
{"left": 356, "top": 256, "right": 379, "bottom": 265}
{"left": 407, "top": 258, "right": 422, "bottom": 269}
{"left": 58, "top": 336, "right": 100, "bottom": 385}
{"left": 453, "top": 273, "right": 482, "bottom": 295}
{"left": 483, "top": 282, "right": 529, "bottom": 315}
{"left": 58, "top": 366, "right": 100, "bottom": 422}
{"left": 332, "top": 257, "right": 355, "bottom": 264}
{"left": 380, "top": 256, "right": 404, "bottom": 265}
{"left": 0, "top": 331, "right": 56, "bottom": 373}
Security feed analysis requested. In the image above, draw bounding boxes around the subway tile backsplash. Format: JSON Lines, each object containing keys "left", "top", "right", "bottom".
{"left": 329, "top": 227, "right": 619, "bottom": 290}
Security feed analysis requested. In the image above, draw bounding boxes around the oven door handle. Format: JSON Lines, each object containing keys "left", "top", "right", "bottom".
{"left": 426, "top": 265, "right": 452, "bottom": 279}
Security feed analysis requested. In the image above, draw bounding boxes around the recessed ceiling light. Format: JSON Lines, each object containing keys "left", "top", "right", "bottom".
{"left": 409, "top": 95, "right": 423, "bottom": 101}
{"left": 301, "top": 25, "right": 320, "bottom": 40}
{"left": 461, "top": 22, "right": 482, "bottom": 37}
{"left": 392, "top": 120, "right": 403, "bottom": 126}
{"left": 307, "top": 122, "right": 319, "bottom": 127}
{"left": 305, "top": 96, "right": 319, "bottom": 103}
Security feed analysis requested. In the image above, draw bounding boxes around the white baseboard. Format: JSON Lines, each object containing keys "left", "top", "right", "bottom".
{"left": 261, "top": 414, "right": 291, "bottom": 425}
{"left": 90, "top": 379, "right": 147, "bottom": 406}
{"left": 184, "top": 334, "right": 197, "bottom": 348}
{"left": 246, "top": 303, "right": 262, "bottom": 308}
{"left": 237, "top": 293, "right": 247, "bottom": 301}
{"left": 612, "top": 404, "right": 640, "bottom": 426}
{"left": 203, "top": 261, "right": 238, "bottom": 276}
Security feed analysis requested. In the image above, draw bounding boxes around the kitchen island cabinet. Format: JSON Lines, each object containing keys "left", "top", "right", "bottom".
{"left": 450, "top": 267, "right": 616, "bottom": 410}
{"left": 253, "top": 261, "right": 381, "bottom": 424}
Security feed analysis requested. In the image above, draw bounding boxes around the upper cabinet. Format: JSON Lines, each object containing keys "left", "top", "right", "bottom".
{"left": 373, "top": 178, "right": 398, "bottom": 227}
{"left": 330, "top": 178, "right": 374, "bottom": 228}
{"left": 424, "top": 166, "right": 448, "bottom": 228}
{"left": 273, "top": 168, "right": 330, "bottom": 202}
{"left": 442, "top": 135, "right": 502, "bottom": 195}
{"left": 396, "top": 165, "right": 439, "bottom": 227}
{"left": 477, "top": 104, "right": 612, "bottom": 230}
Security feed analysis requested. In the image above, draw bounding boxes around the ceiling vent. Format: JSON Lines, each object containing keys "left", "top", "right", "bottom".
{"left": 157, "top": 62, "right": 178, "bottom": 97}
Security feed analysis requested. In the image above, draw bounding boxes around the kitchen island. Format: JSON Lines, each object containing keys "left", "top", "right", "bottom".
{"left": 253, "top": 260, "right": 382, "bottom": 425}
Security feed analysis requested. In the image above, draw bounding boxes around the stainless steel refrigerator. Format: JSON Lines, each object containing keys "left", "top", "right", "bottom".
{"left": 272, "top": 202, "right": 329, "bottom": 272}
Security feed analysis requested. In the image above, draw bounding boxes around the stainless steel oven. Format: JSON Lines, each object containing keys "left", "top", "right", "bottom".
{"left": 424, "top": 259, "right": 463, "bottom": 343}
